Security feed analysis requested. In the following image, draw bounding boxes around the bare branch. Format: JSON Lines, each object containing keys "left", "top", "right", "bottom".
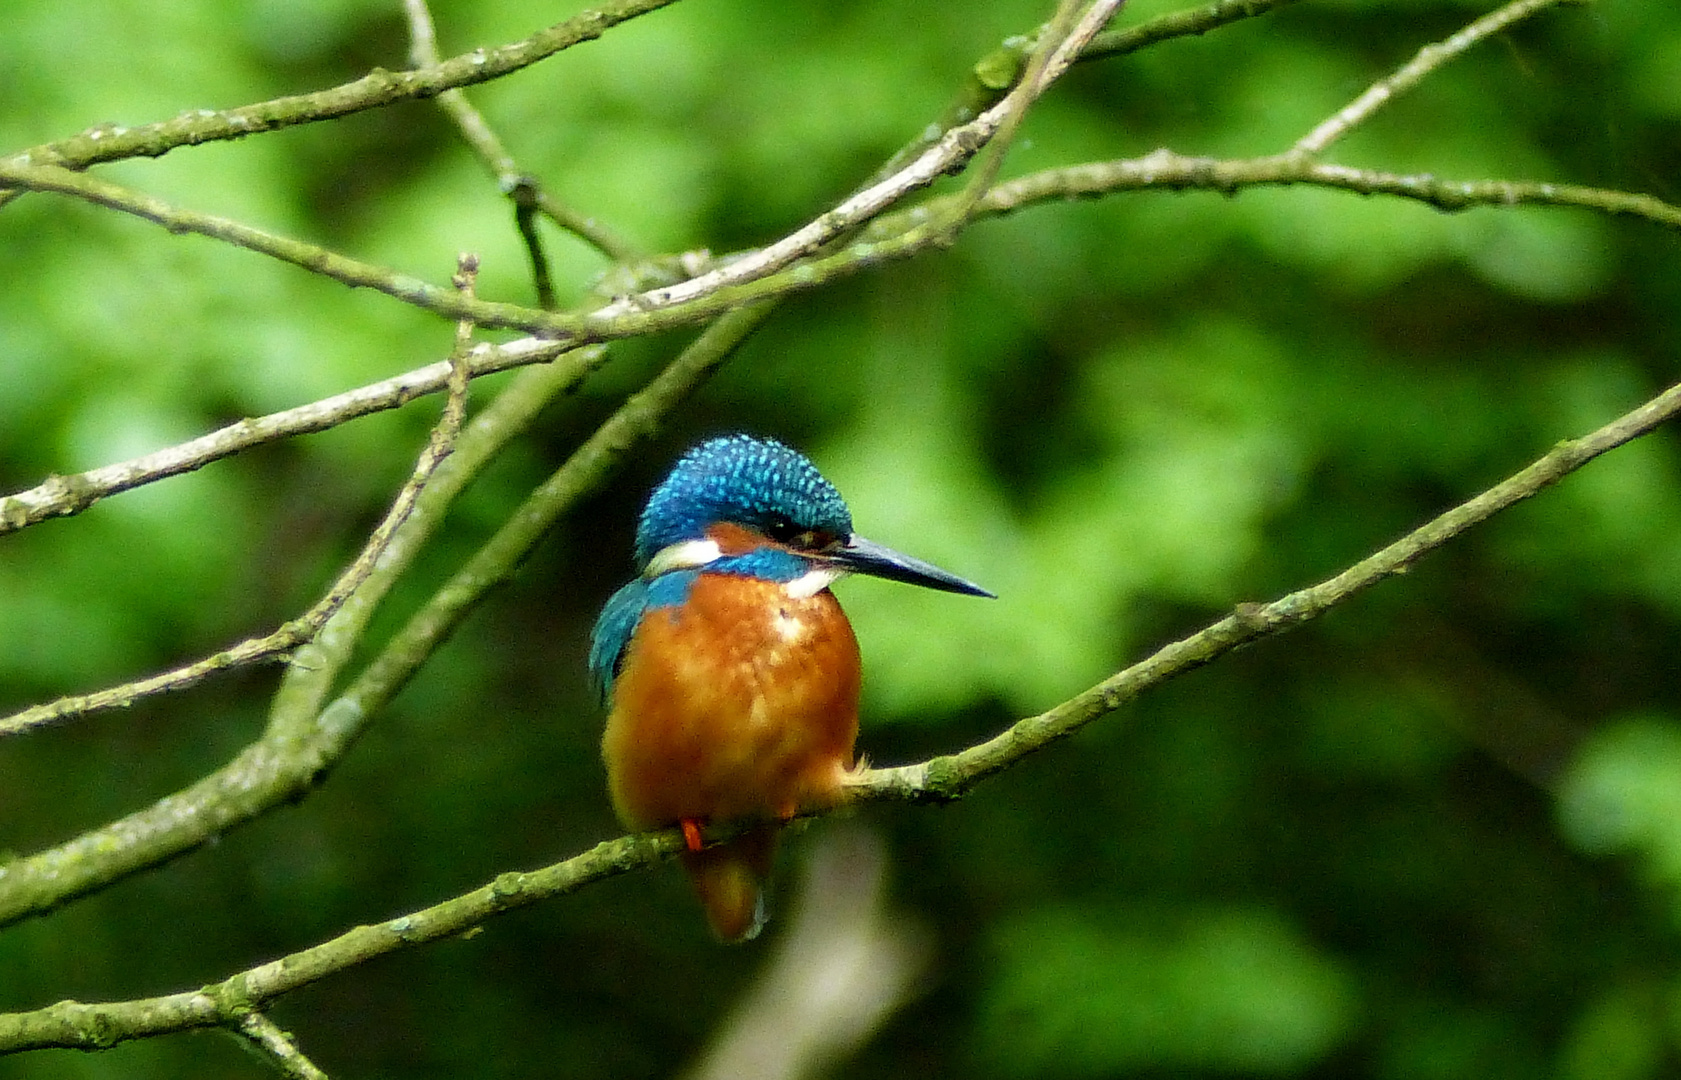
{"left": 1294, "top": 0, "right": 1581, "bottom": 157}
{"left": 0, "top": 161, "right": 556, "bottom": 332}
{"left": 1, "top": 0, "right": 686, "bottom": 180}
{"left": 588, "top": 0, "right": 1126, "bottom": 322}
{"left": 402, "top": 0, "right": 640, "bottom": 273}
{"left": 966, "top": 150, "right": 1681, "bottom": 233}
{"left": 3, "top": 376, "right": 1674, "bottom": 1058}
{"left": 872, "top": 0, "right": 1301, "bottom": 192}
{"left": 1080, "top": 0, "right": 1303, "bottom": 61}
{"left": 234, "top": 1013, "right": 331, "bottom": 1080}
{"left": 946, "top": 0, "right": 1128, "bottom": 232}
{"left": 0, "top": 257, "right": 481, "bottom": 735}
{"left": 0, "top": 303, "right": 773, "bottom": 930}
{"left": 0, "top": 338, "right": 598, "bottom": 535}
{"left": 854, "top": 380, "right": 1681, "bottom": 803}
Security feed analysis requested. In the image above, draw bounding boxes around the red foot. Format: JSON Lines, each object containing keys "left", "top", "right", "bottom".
{"left": 680, "top": 818, "right": 705, "bottom": 852}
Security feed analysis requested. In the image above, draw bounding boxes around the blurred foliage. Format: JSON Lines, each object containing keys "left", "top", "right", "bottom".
{"left": 2, "top": 0, "right": 1681, "bottom": 1077}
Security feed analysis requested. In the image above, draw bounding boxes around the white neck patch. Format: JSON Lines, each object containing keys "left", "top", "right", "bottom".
{"left": 645, "top": 539, "right": 846, "bottom": 599}
{"left": 784, "top": 565, "right": 848, "bottom": 599}
{"left": 644, "top": 538, "right": 722, "bottom": 578}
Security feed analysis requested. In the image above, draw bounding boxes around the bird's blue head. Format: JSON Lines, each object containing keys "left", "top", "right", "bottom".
{"left": 634, "top": 434, "right": 853, "bottom": 569}
{"left": 590, "top": 434, "right": 993, "bottom": 698}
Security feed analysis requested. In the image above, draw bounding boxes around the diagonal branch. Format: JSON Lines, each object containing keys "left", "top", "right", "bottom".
{"left": 401, "top": 0, "right": 640, "bottom": 273}
{"left": 856, "top": 379, "right": 1681, "bottom": 802}
{"left": 944, "top": 0, "right": 1127, "bottom": 233}
{"left": 1, "top": 0, "right": 686, "bottom": 180}
{"left": 0, "top": 338, "right": 596, "bottom": 536}
{"left": 0, "top": 255, "right": 478, "bottom": 737}
{"left": 868, "top": 0, "right": 1300, "bottom": 191}
{"left": 3, "top": 376, "right": 1677, "bottom": 1057}
{"left": 0, "top": 303, "right": 775, "bottom": 930}
{"left": 587, "top": 0, "right": 1126, "bottom": 323}
{"left": 234, "top": 1013, "right": 331, "bottom": 1080}
{"left": 1081, "top": 0, "right": 1302, "bottom": 61}
{"left": 0, "top": 160, "right": 557, "bottom": 332}
{"left": 1293, "top": 0, "right": 1580, "bottom": 157}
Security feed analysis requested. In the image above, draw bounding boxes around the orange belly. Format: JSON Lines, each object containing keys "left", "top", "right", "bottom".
{"left": 602, "top": 573, "right": 861, "bottom": 832}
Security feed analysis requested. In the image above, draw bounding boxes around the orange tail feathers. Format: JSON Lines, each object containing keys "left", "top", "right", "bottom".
{"left": 681, "top": 827, "right": 778, "bottom": 943}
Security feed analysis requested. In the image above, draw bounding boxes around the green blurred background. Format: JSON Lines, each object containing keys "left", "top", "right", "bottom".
{"left": 4, "top": 0, "right": 1681, "bottom": 1076}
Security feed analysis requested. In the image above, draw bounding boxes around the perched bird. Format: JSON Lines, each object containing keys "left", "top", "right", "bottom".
{"left": 589, "top": 434, "right": 992, "bottom": 941}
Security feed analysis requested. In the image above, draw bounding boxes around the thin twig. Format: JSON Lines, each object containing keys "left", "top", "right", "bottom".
{"left": 1, "top": 0, "right": 686, "bottom": 182}
{"left": 855, "top": 380, "right": 1681, "bottom": 802}
{"left": 866, "top": 0, "right": 1300, "bottom": 192}
{"left": 0, "top": 160, "right": 556, "bottom": 333}
{"left": 0, "top": 304, "right": 774, "bottom": 930}
{"left": 587, "top": 0, "right": 1121, "bottom": 322}
{"left": 0, "top": 258, "right": 484, "bottom": 737}
{"left": 962, "top": 150, "right": 1681, "bottom": 233}
{"left": 2, "top": 377, "right": 1676, "bottom": 1057}
{"left": 1293, "top": 0, "right": 1579, "bottom": 157}
{"left": 945, "top": 0, "right": 1125, "bottom": 232}
{"left": 401, "top": 0, "right": 639, "bottom": 275}
{"left": 0, "top": 338, "right": 596, "bottom": 536}
{"left": 1080, "top": 0, "right": 1303, "bottom": 61}
{"left": 234, "top": 1013, "right": 330, "bottom": 1080}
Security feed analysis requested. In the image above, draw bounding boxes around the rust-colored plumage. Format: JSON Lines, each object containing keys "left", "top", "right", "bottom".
{"left": 589, "top": 435, "right": 991, "bottom": 941}
{"left": 604, "top": 573, "right": 860, "bottom": 940}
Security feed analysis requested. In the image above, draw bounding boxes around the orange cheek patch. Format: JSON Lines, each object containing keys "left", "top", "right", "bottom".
{"left": 704, "top": 520, "right": 770, "bottom": 556}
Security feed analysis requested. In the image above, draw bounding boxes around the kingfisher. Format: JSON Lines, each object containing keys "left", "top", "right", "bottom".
{"left": 589, "top": 434, "right": 992, "bottom": 941}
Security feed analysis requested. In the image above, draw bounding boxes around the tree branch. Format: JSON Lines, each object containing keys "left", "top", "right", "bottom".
{"left": 234, "top": 1013, "right": 331, "bottom": 1080}
{"left": 966, "top": 151, "right": 1681, "bottom": 233}
{"left": 875, "top": 0, "right": 1301, "bottom": 191}
{"left": 586, "top": 0, "right": 1124, "bottom": 323}
{"left": 943, "top": 0, "right": 1127, "bottom": 235}
{"left": 0, "top": 160, "right": 560, "bottom": 332}
{"left": 3, "top": 377, "right": 1674, "bottom": 1058}
{"left": 0, "top": 0, "right": 1112, "bottom": 337}
{"left": 0, "top": 303, "right": 774, "bottom": 930}
{"left": 0, "top": 0, "right": 686, "bottom": 181}
{"left": 1294, "top": 0, "right": 1583, "bottom": 158}
{"left": 0, "top": 338, "right": 597, "bottom": 536}
{"left": 401, "top": 0, "right": 641, "bottom": 274}
{"left": 0, "top": 282, "right": 488, "bottom": 735}
{"left": 1081, "top": 0, "right": 1302, "bottom": 62}
{"left": 854, "top": 380, "right": 1681, "bottom": 802}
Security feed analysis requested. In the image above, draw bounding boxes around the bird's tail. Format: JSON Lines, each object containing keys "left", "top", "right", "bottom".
{"left": 681, "top": 827, "right": 778, "bottom": 943}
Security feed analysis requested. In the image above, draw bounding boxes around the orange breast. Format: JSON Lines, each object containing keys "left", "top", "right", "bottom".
{"left": 601, "top": 573, "right": 861, "bottom": 831}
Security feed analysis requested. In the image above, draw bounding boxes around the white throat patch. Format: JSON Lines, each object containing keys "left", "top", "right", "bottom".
{"left": 784, "top": 565, "right": 848, "bottom": 599}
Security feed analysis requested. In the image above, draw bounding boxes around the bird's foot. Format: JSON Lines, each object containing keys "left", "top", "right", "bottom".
{"left": 680, "top": 818, "right": 706, "bottom": 852}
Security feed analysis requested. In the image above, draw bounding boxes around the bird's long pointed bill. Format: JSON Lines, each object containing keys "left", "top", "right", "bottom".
{"left": 828, "top": 535, "right": 994, "bottom": 597}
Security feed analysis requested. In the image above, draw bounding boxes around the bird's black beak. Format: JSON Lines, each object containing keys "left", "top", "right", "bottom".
{"left": 825, "top": 535, "right": 995, "bottom": 598}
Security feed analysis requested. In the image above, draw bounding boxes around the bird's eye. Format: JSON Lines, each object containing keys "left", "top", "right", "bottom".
{"left": 763, "top": 516, "right": 828, "bottom": 550}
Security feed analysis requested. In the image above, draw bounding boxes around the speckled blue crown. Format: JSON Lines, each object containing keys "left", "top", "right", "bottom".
{"left": 634, "top": 434, "right": 853, "bottom": 566}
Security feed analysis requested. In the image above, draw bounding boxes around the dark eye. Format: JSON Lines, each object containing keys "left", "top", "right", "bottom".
{"left": 763, "top": 515, "right": 828, "bottom": 550}
{"left": 763, "top": 515, "right": 801, "bottom": 543}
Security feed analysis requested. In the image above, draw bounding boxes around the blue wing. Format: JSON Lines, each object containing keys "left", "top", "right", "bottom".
{"left": 589, "top": 579, "right": 648, "bottom": 702}
{"left": 588, "top": 571, "right": 700, "bottom": 701}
